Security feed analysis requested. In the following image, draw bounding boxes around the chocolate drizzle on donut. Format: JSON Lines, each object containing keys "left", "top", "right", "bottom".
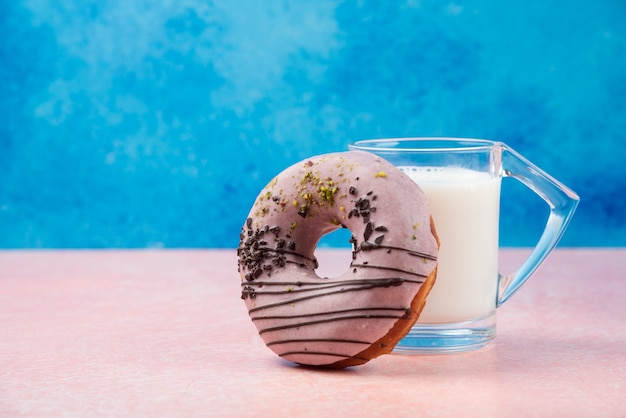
{"left": 266, "top": 338, "right": 371, "bottom": 348}
{"left": 355, "top": 244, "right": 438, "bottom": 261}
{"left": 244, "top": 277, "right": 424, "bottom": 309}
{"left": 258, "top": 312, "right": 407, "bottom": 335}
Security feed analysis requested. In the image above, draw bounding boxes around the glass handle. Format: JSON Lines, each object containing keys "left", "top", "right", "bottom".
{"left": 496, "top": 144, "right": 580, "bottom": 306}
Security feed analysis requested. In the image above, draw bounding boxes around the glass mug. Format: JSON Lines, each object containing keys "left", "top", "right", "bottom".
{"left": 349, "top": 138, "right": 579, "bottom": 353}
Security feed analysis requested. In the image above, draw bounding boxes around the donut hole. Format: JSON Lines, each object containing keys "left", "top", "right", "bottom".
{"left": 314, "top": 227, "right": 354, "bottom": 279}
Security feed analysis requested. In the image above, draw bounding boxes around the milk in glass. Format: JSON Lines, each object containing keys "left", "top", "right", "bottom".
{"left": 399, "top": 166, "right": 501, "bottom": 323}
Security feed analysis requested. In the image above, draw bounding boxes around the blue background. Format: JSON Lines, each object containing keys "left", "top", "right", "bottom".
{"left": 1, "top": 0, "right": 624, "bottom": 249}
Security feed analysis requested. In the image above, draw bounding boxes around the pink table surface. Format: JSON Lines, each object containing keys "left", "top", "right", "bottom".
{"left": 1, "top": 249, "right": 625, "bottom": 417}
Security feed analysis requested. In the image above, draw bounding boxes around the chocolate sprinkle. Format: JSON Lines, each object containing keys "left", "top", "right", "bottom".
{"left": 297, "top": 206, "right": 308, "bottom": 218}
{"left": 270, "top": 226, "right": 281, "bottom": 235}
{"left": 364, "top": 222, "right": 373, "bottom": 241}
{"left": 241, "top": 285, "right": 257, "bottom": 299}
{"left": 360, "top": 241, "right": 376, "bottom": 251}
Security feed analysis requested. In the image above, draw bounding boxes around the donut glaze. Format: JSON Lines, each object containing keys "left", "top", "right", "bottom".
{"left": 237, "top": 151, "right": 438, "bottom": 368}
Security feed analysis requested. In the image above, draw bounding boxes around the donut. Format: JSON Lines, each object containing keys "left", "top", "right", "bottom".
{"left": 237, "top": 151, "right": 439, "bottom": 368}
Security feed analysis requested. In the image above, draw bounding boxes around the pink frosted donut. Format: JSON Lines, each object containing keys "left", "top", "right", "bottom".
{"left": 237, "top": 151, "right": 439, "bottom": 368}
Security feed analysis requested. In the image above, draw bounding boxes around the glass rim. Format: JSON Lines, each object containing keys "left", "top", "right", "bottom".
{"left": 349, "top": 137, "right": 500, "bottom": 153}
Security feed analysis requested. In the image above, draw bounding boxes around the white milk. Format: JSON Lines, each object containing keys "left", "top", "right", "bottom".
{"left": 399, "top": 166, "right": 501, "bottom": 323}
